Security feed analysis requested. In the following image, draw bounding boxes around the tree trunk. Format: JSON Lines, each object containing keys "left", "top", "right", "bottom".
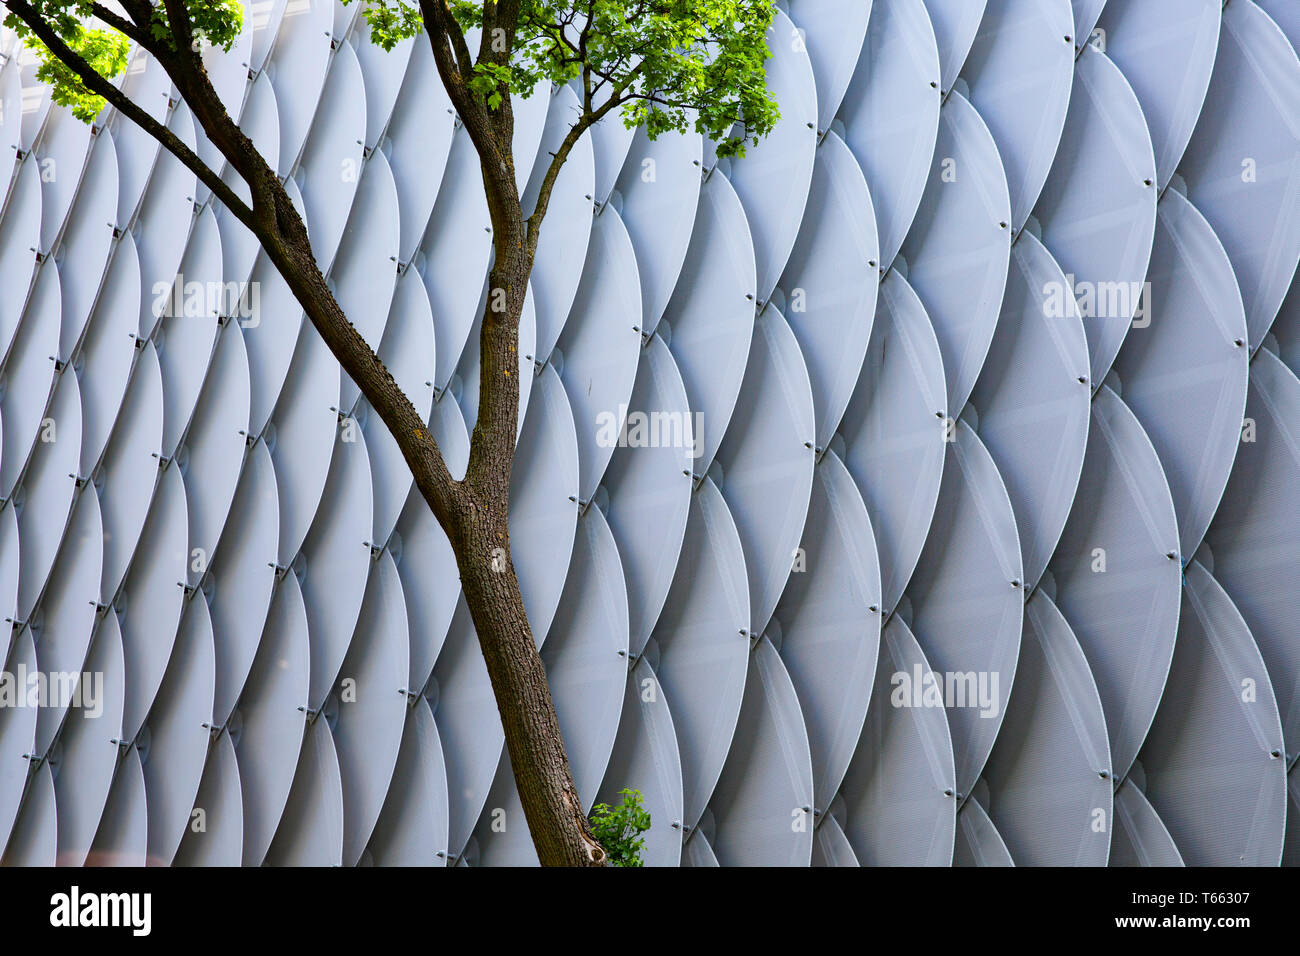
{"left": 454, "top": 511, "right": 607, "bottom": 867}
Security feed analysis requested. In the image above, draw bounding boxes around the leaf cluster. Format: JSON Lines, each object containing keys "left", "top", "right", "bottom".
{"left": 589, "top": 787, "right": 652, "bottom": 867}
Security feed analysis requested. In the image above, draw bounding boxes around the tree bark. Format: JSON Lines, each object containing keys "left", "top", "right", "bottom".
{"left": 453, "top": 509, "right": 607, "bottom": 866}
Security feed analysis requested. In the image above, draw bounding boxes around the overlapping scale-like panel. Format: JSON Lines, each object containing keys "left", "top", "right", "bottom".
{"left": 2, "top": 0, "right": 1298, "bottom": 867}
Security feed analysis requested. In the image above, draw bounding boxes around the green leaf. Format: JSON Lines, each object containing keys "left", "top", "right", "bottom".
{"left": 589, "top": 788, "right": 652, "bottom": 867}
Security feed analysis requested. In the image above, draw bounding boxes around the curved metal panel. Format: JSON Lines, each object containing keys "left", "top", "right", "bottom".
{"left": 233, "top": 571, "right": 310, "bottom": 867}
{"left": 2, "top": 761, "right": 55, "bottom": 866}
{"left": 726, "top": 8, "right": 818, "bottom": 303}
{"left": 707, "top": 636, "right": 814, "bottom": 866}
{"left": 264, "top": 712, "right": 345, "bottom": 866}
{"left": 34, "top": 105, "right": 92, "bottom": 253}
{"left": 157, "top": 206, "right": 223, "bottom": 459}
{"left": 29, "top": 481, "right": 102, "bottom": 758}
{"left": 15, "top": 365, "right": 81, "bottom": 621}
{"left": 418, "top": 129, "right": 492, "bottom": 392}
{"left": 555, "top": 207, "right": 643, "bottom": 501}
{"left": 0, "top": 630, "right": 37, "bottom": 851}
{"left": 779, "top": 130, "right": 879, "bottom": 448}
{"left": 1112, "top": 189, "right": 1249, "bottom": 557}
{"left": 16, "top": 46, "right": 52, "bottom": 151}
{"left": 1, "top": 263, "right": 59, "bottom": 499}
{"left": 269, "top": 324, "right": 340, "bottom": 566}
{"left": 86, "top": 743, "right": 148, "bottom": 865}
{"left": 1202, "top": 348, "right": 1300, "bottom": 766}
{"left": 839, "top": 270, "right": 946, "bottom": 612}
{"left": 541, "top": 505, "right": 628, "bottom": 807}
{"left": 300, "top": 421, "right": 373, "bottom": 711}
{"left": 601, "top": 335, "right": 695, "bottom": 652}
{"left": 611, "top": 124, "right": 703, "bottom": 331}
{"left": 109, "top": 50, "right": 170, "bottom": 229}
{"left": 812, "top": 813, "right": 860, "bottom": 867}
{"left": 507, "top": 364, "right": 579, "bottom": 643}
{"left": 202, "top": 0, "right": 252, "bottom": 124}
{"left": 351, "top": 19, "right": 414, "bottom": 150}
{"left": 365, "top": 697, "right": 450, "bottom": 866}
{"left": 510, "top": 79, "right": 551, "bottom": 196}
{"left": 1179, "top": 0, "right": 1300, "bottom": 348}
{"left": 118, "top": 458, "right": 189, "bottom": 742}
{"left": 96, "top": 339, "right": 163, "bottom": 601}
{"left": 922, "top": 0, "right": 988, "bottom": 92}
{"left": 906, "top": 419, "right": 1023, "bottom": 796}
{"left": 650, "top": 476, "right": 750, "bottom": 830}
{"left": 248, "top": 0, "right": 290, "bottom": 76}
{"left": 839, "top": 0, "right": 942, "bottom": 271}
{"left": 206, "top": 438, "right": 279, "bottom": 727}
{"left": 141, "top": 594, "right": 216, "bottom": 867}
{"left": 840, "top": 616, "right": 957, "bottom": 866}
{"left": 52, "top": 610, "right": 124, "bottom": 866}
{"left": 331, "top": 550, "right": 409, "bottom": 866}
{"left": 216, "top": 73, "right": 281, "bottom": 289}
{"left": 1069, "top": 0, "right": 1108, "bottom": 50}
{"left": 362, "top": 270, "right": 438, "bottom": 547}
{"left": 265, "top": 0, "right": 332, "bottom": 177}
{"left": 470, "top": 751, "right": 540, "bottom": 866}
{"left": 1096, "top": 0, "right": 1221, "bottom": 189}
{"left": 1048, "top": 384, "right": 1181, "bottom": 782}
{"left": 385, "top": 37, "right": 455, "bottom": 263}
{"left": 55, "top": 130, "right": 116, "bottom": 359}
{"left": 960, "top": 0, "right": 1074, "bottom": 230}
{"left": 659, "top": 171, "right": 756, "bottom": 473}
{"left": 681, "top": 830, "right": 719, "bottom": 867}
{"left": 899, "top": 90, "right": 1012, "bottom": 415}
{"left": 77, "top": 234, "right": 140, "bottom": 479}
{"left": 181, "top": 319, "right": 253, "bottom": 592}
{"left": 714, "top": 306, "right": 815, "bottom": 637}
{"left": 0, "top": 159, "right": 41, "bottom": 364}
{"left": 295, "top": 39, "right": 366, "bottom": 273}
{"left": 954, "top": 794, "right": 1015, "bottom": 866}
{"left": 0, "top": 507, "right": 16, "bottom": 649}
{"left": 331, "top": 148, "right": 400, "bottom": 412}
{"left": 243, "top": 249, "right": 305, "bottom": 438}
{"left": 0, "top": 59, "right": 22, "bottom": 203}
{"left": 1111, "top": 779, "right": 1185, "bottom": 867}
{"left": 173, "top": 729, "right": 244, "bottom": 866}
{"left": 134, "top": 102, "right": 197, "bottom": 342}
{"left": 522, "top": 85, "right": 596, "bottom": 363}
{"left": 1138, "top": 560, "right": 1287, "bottom": 866}
{"left": 596, "top": 658, "right": 685, "bottom": 867}
{"left": 1034, "top": 46, "right": 1159, "bottom": 386}
{"left": 968, "top": 230, "right": 1091, "bottom": 590}
{"left": 980, "top": 590, "right": 1112, "bottom": 865}
{"left": 774, "top": 450, "right": 881, "bottom": 809}
{"left": 588, "top": 104, "right": 637, "bottom": 211}
{"left": 786, "top": 0, "right": 871, "bottom": 132}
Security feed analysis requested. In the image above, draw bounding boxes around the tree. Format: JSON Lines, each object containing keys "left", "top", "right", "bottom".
{"left": 3, "top": 0, "right": 779, "bottom": 865}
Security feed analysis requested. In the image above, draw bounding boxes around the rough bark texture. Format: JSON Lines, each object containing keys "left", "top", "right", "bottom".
{"left": 8, "top": 0, "right": 608, "bottom": 865}
{"left": 453, "top": 510, "right": 606, "bottom": 866}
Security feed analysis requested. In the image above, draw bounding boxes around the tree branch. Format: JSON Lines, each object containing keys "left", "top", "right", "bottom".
{"left": 2, "top": 0, "right": 258, "bottom": 234}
